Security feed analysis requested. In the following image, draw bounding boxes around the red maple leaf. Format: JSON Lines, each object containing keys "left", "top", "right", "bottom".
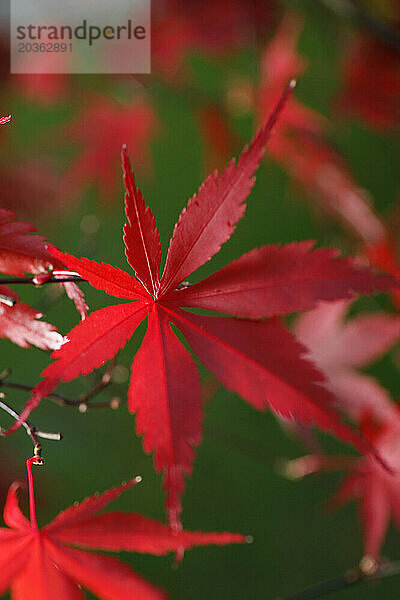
{"left": 0, "top": 284, "right": 62, "bottom": 350}
{"left": 22, "top": 88, "right": 396, "bottom": 530}
{"left": 0, "top": 209, "right": 87, "bottom": 319}
{"left": 64, "top": 96, "right": 157, "bottom": 203}
{"left": 294, "top": 300, "right": 400, "bottom": 423}
{"left": 0, "top": 456, "right": 245, "bottom": 599}
{"left": 0, "top": 115, "right": 11, "bottom": 125}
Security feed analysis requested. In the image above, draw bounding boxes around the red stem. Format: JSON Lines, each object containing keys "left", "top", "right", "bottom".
{"left": 26, "top": 456, "right": 41, "bottom": 530}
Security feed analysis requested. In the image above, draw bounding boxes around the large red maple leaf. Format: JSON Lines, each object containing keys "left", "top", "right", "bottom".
{"left": 21, "top": 89, "right": 396, "bottom": 530}
{"left": 0, "top": 456, "right": 244, "bottom": 600}
{"left": 294, "top": 300, "right": 400, "bottom": 423}
{"left": 0, "top": 209, "right": 87, "bottom": 319}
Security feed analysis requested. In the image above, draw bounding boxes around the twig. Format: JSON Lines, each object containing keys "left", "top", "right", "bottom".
{"left": 0, "top": 275, "right": 86, "bottom": 286}
{"left": 275, "top": 557, "right": 400, "bottom": 600}
{"left": 0, "top": 365, "right": 121, "bottom": 412}
{"left": 0, "top": 394, "right": 61, "bottom": 456}
{"left": 75, "top": 358, "right": 120, "bottom": 412}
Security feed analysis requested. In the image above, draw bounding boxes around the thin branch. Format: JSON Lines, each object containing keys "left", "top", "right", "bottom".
{"left": 75, "top": 358, "right": 120, "bottom": 412}
{"left": 0, "top": 394, "right": 61, "bottom": 456}
{"left": 275, "top": 557, "right": 400, "bottom": 600}
{"left": 0, "top": 365, "right": 121, "bottom": 412}
{"left": 0, "top": 274, "right": 87, "bottom": 286}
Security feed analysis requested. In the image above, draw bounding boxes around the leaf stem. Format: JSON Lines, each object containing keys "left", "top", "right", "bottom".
{"left": 26, "top": 455, "right": 43, "bottom": 531}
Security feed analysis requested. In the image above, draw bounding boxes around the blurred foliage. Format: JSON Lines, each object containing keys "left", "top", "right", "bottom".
{"left": 0, "top": 1, "right": 399, "bottom": 599}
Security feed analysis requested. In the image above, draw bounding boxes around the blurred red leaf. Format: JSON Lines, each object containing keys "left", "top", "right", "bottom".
{"left": 0, "top": 161, "right": 67, "bottom": 219}
{"left": 64, "top": 96, "right": 157, "bottom": 203}
{"left": 333, "top": 423, "right": 400, "bottom": 559}
{"left": 152, "top": 0, "right": 277, "bottom": 78}
{"left": 257, "top": 12, "right": 387, "bottom": 244}
{"left": 294, "top": 300, "right": 400, "bottom": 423}
{"left": 292, "top": 420, "right": 400, "bottom": 559}
{"left": 337, "top": 33, "right": 400, "bottom": 131}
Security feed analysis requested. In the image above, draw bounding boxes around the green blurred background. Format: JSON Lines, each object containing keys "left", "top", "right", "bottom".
{"left": 1, "top": 1, "right": 399, "bottom": 598}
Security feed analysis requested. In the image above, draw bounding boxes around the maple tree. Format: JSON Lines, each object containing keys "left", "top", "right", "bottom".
{"left": 7, "top": 87, "right": 393, "bottom": 536}
{"left": 0, "top": 455, "right": 245, "bottom": 599}
{"left": 1, "top": 5, "right": 400, "bottom": 598}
